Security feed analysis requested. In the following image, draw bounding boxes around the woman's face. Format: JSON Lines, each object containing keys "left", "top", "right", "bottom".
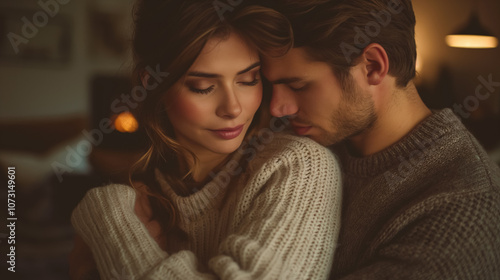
{"left": 166, "top": 32, "right": 262, "bottom": 157}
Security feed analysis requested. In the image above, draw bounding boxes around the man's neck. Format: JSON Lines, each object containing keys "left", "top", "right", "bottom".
{"left": 349, "top": 83, "right": 432, "bottom": 157}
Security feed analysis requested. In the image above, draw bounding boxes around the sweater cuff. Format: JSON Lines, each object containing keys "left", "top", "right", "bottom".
{"left": 71, "top": 184, "right": 168, "bottom": 279}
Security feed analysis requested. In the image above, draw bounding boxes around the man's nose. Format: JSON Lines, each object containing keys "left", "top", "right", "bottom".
{"left": 270, "top": 87, "right": 299, "bottom": 118}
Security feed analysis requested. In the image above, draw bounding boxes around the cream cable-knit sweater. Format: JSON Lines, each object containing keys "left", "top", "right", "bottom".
{"left": 71, "top": 133, "right": 342, "bottom": 279}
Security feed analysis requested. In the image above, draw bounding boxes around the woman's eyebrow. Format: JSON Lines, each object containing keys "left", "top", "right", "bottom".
{"left": 187, "top": 62, "right": 261, "bottom": 78}
{"left": 237, "top": 62, "right": 261, "bottom": 75}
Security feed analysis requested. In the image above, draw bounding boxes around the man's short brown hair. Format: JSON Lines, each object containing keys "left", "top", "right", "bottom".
{"left": 268, "top": 0, "right": 417, "bottom": 89}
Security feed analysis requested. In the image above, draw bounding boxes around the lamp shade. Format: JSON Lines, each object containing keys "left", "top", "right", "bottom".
{"left": 446, "top": 13, "right": 498, "bottom": 49}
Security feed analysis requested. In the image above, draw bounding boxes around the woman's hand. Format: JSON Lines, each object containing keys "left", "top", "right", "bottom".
{"left": 134, "top": 184, "right": 166, "bottom": 250}
{"left": 69, "top": 234, "right": 100, "bottom": 280}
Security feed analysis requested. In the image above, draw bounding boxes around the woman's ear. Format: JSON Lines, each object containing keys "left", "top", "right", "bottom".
{"left": 361, "top": 43, "right": 389, "bottom": 86}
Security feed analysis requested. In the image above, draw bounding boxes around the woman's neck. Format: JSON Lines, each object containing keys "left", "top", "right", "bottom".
{"left": 179, "top": 151, "right": 230, "bottom": 183}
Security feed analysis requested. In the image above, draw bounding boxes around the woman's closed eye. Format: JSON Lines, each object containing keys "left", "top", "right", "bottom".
{"left": 190, "top": 81, "right": 258, "bottom": 94}
{"left": 238, "top": 71, "right": 261, "bottom": 86}
{"left": 189, "top": 85, "right": 215, "bottom": 94}
{"left": 186, "top": 71, "right": 261, "bottom": 94}
{"left": 186, "top": 79, "right": 215, "bottom": 94}
{"left": 239, "top": 78, "right": 260, "bottom": 86}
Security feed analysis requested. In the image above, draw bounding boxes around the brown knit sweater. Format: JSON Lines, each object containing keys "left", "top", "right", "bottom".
{"left": 331, "top": 109, "right": 500, "bottom": 280}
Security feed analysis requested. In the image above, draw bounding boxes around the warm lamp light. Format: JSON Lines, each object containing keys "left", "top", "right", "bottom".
{"left": 446, "top": 13, "right": 498, "bottom": 49}
{"left": 446, "top": 35, "right": 498, "bottom": 49}
{"left": 114, "top": 112, "right": 139, "bottom": 133}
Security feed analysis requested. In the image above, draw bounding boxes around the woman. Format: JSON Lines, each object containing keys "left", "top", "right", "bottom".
{"left": 70, "top": 0, "right": 342, "bottom": 279}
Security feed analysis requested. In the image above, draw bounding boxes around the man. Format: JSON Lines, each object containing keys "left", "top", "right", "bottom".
{"left": 261, "top": 0, "right": 500, "bottom": 279}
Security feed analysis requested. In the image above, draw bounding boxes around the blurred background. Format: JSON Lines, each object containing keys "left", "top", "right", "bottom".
{"left": 0, "top": 0, "right": 499, "bottom": 279}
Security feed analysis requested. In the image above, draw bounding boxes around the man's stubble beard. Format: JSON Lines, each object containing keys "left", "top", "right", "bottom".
{"left": 316, "top": 82, "right": 378, "bottom": 147}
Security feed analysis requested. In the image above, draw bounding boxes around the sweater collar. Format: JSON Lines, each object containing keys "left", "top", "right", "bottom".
{"left": 155, "top": 150, "right": 244, "bottom": 222}
{"left": 333, "top": 109, "right": 464, "bottom": 177}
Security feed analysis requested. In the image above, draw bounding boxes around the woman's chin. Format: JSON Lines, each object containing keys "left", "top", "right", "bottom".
{"left": 210, "top": 142, "right": 242, "bottom": 155}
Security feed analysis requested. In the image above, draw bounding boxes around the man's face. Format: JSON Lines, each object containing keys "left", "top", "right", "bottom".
{"left": 262, "top": 47, "right": 377, "bottom": 146}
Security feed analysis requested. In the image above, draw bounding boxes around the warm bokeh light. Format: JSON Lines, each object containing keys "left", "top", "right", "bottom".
{"left": 416, "top": 56, "right": 423, "bottom": 74}
{"left": 114, "top": 111, "right": 139, "bottom": 133}
{"left": 445, "top": 35, "right": 498, "bottom": 49}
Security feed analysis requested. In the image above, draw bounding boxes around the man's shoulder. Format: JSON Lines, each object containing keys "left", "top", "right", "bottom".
{"left": 389, "top": 108, "right": 500, "bottom": 194}
{"left": 423, "top": 118, "right": 500, "bottom": 193}
{"left": 383, "top": 114, "right": 500, "bottom": 229}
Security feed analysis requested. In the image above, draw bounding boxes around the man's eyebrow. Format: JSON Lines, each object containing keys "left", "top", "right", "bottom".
{"left": 269, "top": 77, "right": 303, "bottom": 85}
{"left": 187, "top": 62, "right": 261, "bottom": 78}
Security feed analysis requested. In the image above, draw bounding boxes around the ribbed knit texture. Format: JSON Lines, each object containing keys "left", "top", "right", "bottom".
{"left": 72, "top": 132, "right": 342, "bottom": 280}
{"left": 331, "top": 108, "right": 500, "bottom": 279}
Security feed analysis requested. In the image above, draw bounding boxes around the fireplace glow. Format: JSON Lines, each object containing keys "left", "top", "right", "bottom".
{"left": 114, "top": 112, "right": 139, "bottom": 133}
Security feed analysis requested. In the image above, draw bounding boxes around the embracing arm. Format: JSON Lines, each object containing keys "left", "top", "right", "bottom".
{"left": 71, "top": 138, "right": 342, "bottom": 279}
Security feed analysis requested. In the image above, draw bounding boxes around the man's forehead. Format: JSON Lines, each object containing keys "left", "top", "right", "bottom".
{"left": 262, "top": 48, "right": 311, "bottom": 82}
{"left": 263, "top": 48, "right": 309, "bottom": 66}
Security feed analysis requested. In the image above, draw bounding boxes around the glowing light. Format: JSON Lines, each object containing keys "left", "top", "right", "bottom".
{"left": 416, "top": 56, "right": 423, "bottom": 73}
{"left": 114, "top": 112, "right": 139, "bottom": 133}
{"left": 446, "top": 35, "right": 498, "bottom": 49}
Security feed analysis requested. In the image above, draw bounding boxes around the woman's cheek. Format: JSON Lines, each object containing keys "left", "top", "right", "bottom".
{"left": 169, "top": 95, "right": 212, "bottom": 127}
{"left": 245, "top": 87, "right": 263, "bottom": 116}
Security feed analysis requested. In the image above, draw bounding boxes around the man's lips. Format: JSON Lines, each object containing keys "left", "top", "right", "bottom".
{"left": 291, "top": 123, "right": 312, "bottom": 136}
{"left": 210, "top": 125, "right": 245, "bottom": 140}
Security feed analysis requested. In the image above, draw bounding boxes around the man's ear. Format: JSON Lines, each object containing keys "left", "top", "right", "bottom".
{"left": 360, "top": 43, "right": 389, "bottom": 86}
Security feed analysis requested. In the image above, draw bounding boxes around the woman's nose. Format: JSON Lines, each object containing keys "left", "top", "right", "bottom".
{"left": 216, "top": 87, "right": 242, "bottom": 119}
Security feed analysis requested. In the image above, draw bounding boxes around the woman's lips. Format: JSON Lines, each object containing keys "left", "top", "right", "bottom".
{"left": 210, "top": 125, "right": 244, "bottom": 140}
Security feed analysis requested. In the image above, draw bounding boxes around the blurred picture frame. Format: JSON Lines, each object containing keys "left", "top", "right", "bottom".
{"left": 86, "top": 2, "right": 132, "bottom": 63}
{"left": 0, "top": 9, "right": 71, "bottom": 64}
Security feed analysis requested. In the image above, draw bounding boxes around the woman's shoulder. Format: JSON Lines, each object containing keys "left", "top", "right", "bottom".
{"left": 234, "top": 132, "right": 342, "bottom": 206}
{"left": 242, "top": 132, "right": 340, "bottom": 175}
{"left": 80, "top": 182, "right": 155, "bottom": 222}
{"left": 84, "top": 183, "right": 135, "bottom": 195}
{"left": 71, "top": 184, "right": 139, "bottom": 229}
{"left": 79, "top": 183, "right": 137, "bottom": 207}
{"left": 259, "top": 132, "right": 338, "bottom": 162}
{"left": 273, "top": 132, "right": 331, "bottom": 151}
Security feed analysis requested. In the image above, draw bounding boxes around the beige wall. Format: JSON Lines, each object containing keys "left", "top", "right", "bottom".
{"left": 414, "top": 0, "right": 500, "bottom": 115}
